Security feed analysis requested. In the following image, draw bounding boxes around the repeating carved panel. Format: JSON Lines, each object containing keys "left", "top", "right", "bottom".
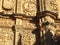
{"left": 23, "top": 0, "right": 37, "bottom": 16}
{"left": 45, "top": 0, "right": 58, "bottom": 13}
{"left": 17, "top": 0, "right": 37, "bottom": 16}
{"left": 2, "top": 0, "right": 16, "bottom": 14}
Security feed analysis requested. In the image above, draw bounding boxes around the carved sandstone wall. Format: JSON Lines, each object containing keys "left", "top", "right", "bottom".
{"left": 0, "top": 0, "right": 60, "bottom": 45}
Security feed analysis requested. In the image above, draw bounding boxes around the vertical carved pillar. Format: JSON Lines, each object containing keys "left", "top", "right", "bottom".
{"left": 15, "top": 18, "right": 22, "bottom": 45}
{"left": 39, "top": 18, "right": 46, "bottom": 45}
{"left": 17, "top": 0, "right": 24, "bottom": 13}
{"left": 39, "top": 0, "right": 45, "bottom": 12}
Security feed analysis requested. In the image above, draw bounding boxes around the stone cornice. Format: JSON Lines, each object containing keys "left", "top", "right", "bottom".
{"left": 36, "top": 11, "right": 58, "bottom": 19}
{"left": 0, "top": 13, "right": 36, "bottom": 20}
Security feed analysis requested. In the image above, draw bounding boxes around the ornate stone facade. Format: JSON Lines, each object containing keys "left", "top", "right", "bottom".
{"left": 0, "top": 0, "right": 60, "bottom": 45}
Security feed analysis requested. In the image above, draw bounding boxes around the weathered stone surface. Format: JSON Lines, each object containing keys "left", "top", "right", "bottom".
{"left": 17, "top": 0, "right": 23, "bottom": 14}
{"left": 0, "top": 28, "right": 14, "bottom": 45}
{"left": 45, "top": 0, "right": 58, "bottom": 13}
{"left": 16, "top": 19, "right": 36, "bottom": 29}
{"left": 0, "top": 18, "right": 15, "bottom": 28}
{"left": 17, "top": 0, "right": 37, "bottom": 16}
{"left": 16, "top": 29, "right": 36, "bottom": 45}
{"left": 0, "top": 0, "right": 60, "bottom": 45}
{"left": 15, "top": 18, "right": 36, "bottom": 45}
{"left": 0, "top": 0, "right": 2, "bottom": 12}
{"left": 57, "top": 0, "right": 60, "bottom": 18}
{"left": 2, "top": 0, "right": 16, "bottom": 14}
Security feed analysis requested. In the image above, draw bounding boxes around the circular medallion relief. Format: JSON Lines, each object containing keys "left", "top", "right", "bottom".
{"left": 23, "top": 1, "right": 36, "bottom": 16}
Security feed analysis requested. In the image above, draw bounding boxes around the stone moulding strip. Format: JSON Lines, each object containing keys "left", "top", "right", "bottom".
{"left": 0, "top": 13, "right": 36, "bottom": 20}
{"left": 15, "top": 25, "right": 37, "bottom": 30}
{"left": 0, "top": 25, "right": 14, "bottom": 28}
{"left": 36, "top": 11, "right": 58, "bottom": 19}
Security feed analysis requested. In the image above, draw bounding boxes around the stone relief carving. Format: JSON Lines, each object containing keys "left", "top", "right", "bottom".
{"left": 0, "top": 18, "right": 15, "bottom": 27}
{"left": 45, "top": 0, "right": 58, "bottom": 14}
{"left": 0, "top": 28, "right": 13, "bottom": 45}
{"left": 23, "top": 0, "right": 37, "bottom": 16}
{"left": 3, "top": 0, "right": 13, "bottom": 10}
{"left": 16, "top": 29, "right": 36, "bottom": 45}
{"left": 50, "top": 0, "right": 58, "bottom": 13}
{"left": 2, "top": 0, "right": 15, "bottom": 14}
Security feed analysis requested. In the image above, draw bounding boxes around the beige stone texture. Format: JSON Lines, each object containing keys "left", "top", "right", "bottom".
{"left": 57, "top": 0, "right": 60, "bottom": 18}
{"left": 16, "top": 29, "right": 36, "bottom": 45}
{"left": 0, "top": 0, "right": 3, "bottom": 12}
{"left": 0, "top": 28, "right": 14, "bottom": 45}
{"left": 0, "top": 0, "right": 60, "bottom": 45}
{"left": 0, "top": 18, "right": 15, "bottom": 27}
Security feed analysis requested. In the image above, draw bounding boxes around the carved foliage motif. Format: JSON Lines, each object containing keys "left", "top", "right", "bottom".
{"left": 23, "top": 0, "right": 37, "bottom": 16}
